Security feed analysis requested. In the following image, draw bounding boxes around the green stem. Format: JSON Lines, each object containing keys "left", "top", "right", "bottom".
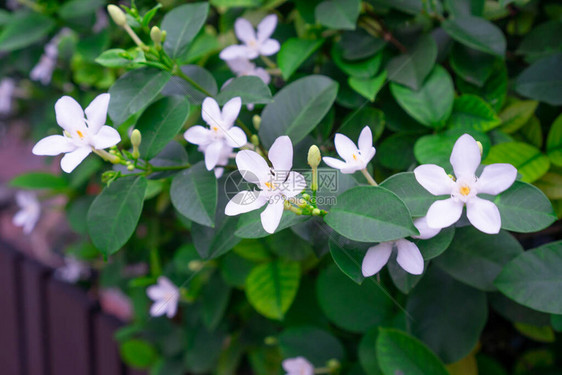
{"left": 260, "top": 55, "right": 277, "bottom": 69}
{"left": 174, "top": 65, "right": 213, "bottom": 97}
{"left": 361, "top": 168, "right": 378, "bottom": 186}
{"left": 150, "top": 163, "right": 191, "bottom": 172}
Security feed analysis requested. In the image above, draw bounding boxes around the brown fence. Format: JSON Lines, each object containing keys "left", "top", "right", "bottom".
{"left": 0, "top": 241, "right": 146, "bottom": 375}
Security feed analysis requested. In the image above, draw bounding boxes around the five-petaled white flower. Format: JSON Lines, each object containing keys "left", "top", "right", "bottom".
{"left": 225, "top": 136, "right": 307, "bottom": 234}
{"left": 322, "top": 126, "right": 376, "bottom": 174}
{"left": 282, "top": 357, "right": 314, "bottom": 375}
{"left": 414, "top": 134, "right": 517, "bottom": 234}
{"left": 146, "top": 276, "right": 180, "bottom": 318}
{"left": 226, "top": 58, "right": 271, "bottom": 84}
{"left": 12, "top": 191, "right": 40, "bottom": 234}
{"left": 184, "top": 97, "right": 247, "bottom": 176}
{"left": 220, "top": 15, "right": 280, "bottom": 60}
{"left": 32, "top": 93, "right": 121, "bottom": 173}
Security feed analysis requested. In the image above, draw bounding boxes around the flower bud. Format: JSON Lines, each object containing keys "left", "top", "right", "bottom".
{"left": 252, "top": 114, "right": 261, "bottom": 130}
{"left": 150, "top": 26, "right": 162, "bottom": 45}
{"left": 476, "top": 141, "right": 483, "bottom": 156}
{"left": 312, "top": 208, "right": 321, "bottom": 216}
{"left": 308, "top": 145, "right": 321, "bottom": 168}
{"left": 107, "top": 5, "right": 127, "bottom": 27}
{"left": 131, "top": 129, "right": 141, "bottom": 159}
{"left": 188, "top": 260, "right": 204, "bottom": 272}
{"left": 250, "top": 134, "right": 259, "bottom": 146}
{"left": 302, "top": 193, "right": 311, "bottom": 201}
{"left": 327, "top": 359, "right": 341, "bottom": 371}
{"left": 264, "top": 336, "right": 278, "bottom": 346}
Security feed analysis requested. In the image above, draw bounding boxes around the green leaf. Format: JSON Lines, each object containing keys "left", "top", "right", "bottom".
{"left": 215, "top": 76, "right": 272, "bottom": 105}
{"left": 414, "top": 226, "right": 455, "bottom": 260}
{"left": 434, "top": 227, "right": 523, "bottom": 291}
{"left": 332, "top": 45, "right": 383, "bottom": 78}
{"left": 339, "top": 107, "right": 385, "bottom": 142}
{"left": 235, "top": 210, "right": 308, "bottom": 238}
{"left": 450, "top": 44, "right": 497, "bottom": 87}
{"left": 278, "top": 38, "right": 324, "bottom": 80}
{"left": 495, "top": 241, "right": 562, "bottom": 314}
{"left": 210, "top": 0, "right": 262, "bottom": 6}
{"left": 120, "top": 339, "right": 158, "bottom": 369}
{"left": 10, "top": 172, "right": 68, "bottom": 190}
{"left": 0, "top": 12, "right": 55, "bottom": 52}
{"left": 95, "top": 48, "right": 145, "bottom": 68}
{"left": 369, "top": 0, "right": 422, "bottom": 15}
{"left": 245, "top": 260, "right": 300, "bottom": 320}
{"left": 518, "top": 115, "right": 543, "bottom": 148}
{"left": 535, "top": 172, "right": 562, "bottom": 200}
{"left": 377, "top": 134, "right": 417, "bottom": 170}
{"left": 514, "top": 54, "right": 562, "bottom": 106}
{"left": 457, "top": 60, "right": 507, "bottom": 112}
{"left": 386, "top": 35, "right": 437, "bottom": 91}
{"left": 59, "top": 0, "right": 104, "bottom": 19}
{"left": 279, "top": 326, "right": 344, "bottom": 367}
{"left": 192, "top": 217, "right": 241, "bottom": 260}
{"left": 348, "top": 70, "right": 387, "bottom": 102}
{"left": 201, "top": 272, "right": 231, "bottom": 330}
{"left": 517, "top": 21, "right": 562, "bottom": 62}
{"left": 337, "top": 29, "right": 386, "bottom": 60}
{"left": 546, "top": 114, "right": 562, "bottom": 166}
{"left": 329, "top": 235, "right": 370, "bottom": 284}
{"left": 163, "top": 65, "right": 218, "bottom": 105}
{"left": 442, "top": 16, "right": 506, "bottom": 57}
{"left": 407, "top": 267, "right": 488, "bottom": 363}
{"left": 498, "top": 99, "right": 538, "bottom": 134}
{"left": 380, "top": 172, "right": 437, "bottom": 217}
{"left": 315, "top": 0, "right": 361, "bottom": 30}
{"left": 108, "top": 68, "right": 171, "bottom": 125}
{"left": 484, "top": 142, "right": 549, "bottom": 183}
{"left": 358, "top": 328, "right": 383, "bottom": 375}
{"left": 324, "top": 186, "right": 418, "bottom": 243}
{"left": 259, "top": 75, "right": 338, "bottom": 147}
{"left": 87, "top": 176, "right": 147, "bottom": 256}
{"left": 388, "top": 260, "right": 425, "bottom": 295}
{"left": 170, "top": 162, "right": 217, "bottom": 227}
{"left": 376, "top": 328, "right": 449, "bottom": 375}
{"left": 489, "top": 293, "right": 551, "bottom": 326}
{"left": 161, "top": 2, "right": 209, "bottom": 59}
{"left": 447, "top": 94, "right": 501, "bottom": 132}
{"left": 316, "top": 264, "right": 394, "bottom": 333}
{"left": 136, "top": 97, "right": 190, "bottom": 159}
{"left": 492, "top": 181, "right": 556, "bottom": 233}
{"left": 390, "top": 66, "right": 454, "bottom": 129}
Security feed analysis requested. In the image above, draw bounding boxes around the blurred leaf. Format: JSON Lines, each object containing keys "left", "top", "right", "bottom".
{"left": 534, "top": 173, "right": 562, "bottom": 200}
{"left": 387, "top": 35, "right": 437, "bottom": 91}
{"left": 0, "top": 12, "right": 55, "bottom": 52}
{"left": 120, "top": 339, "right": 158, "bottom": 369}
{"left": 446, "top": 353, "right": 478, "bottom": 375}
{"left": 484, "top": 142, "right": 549, "bottom": 183}
{"left": 10, "top": 172, "right": 67, "bottom": 190}
{"left": 369, "top": 0, "right": 423, "bottom": 14}
{"left": 279, "top": 326, "right": 344, "bottom": 367}
{"left": 498, "top": 99, "right": 538, "bottom": 134}
{"left": 216, "top": 76, "right": 272, "bottom": 105}
{"left": 201, "top": 272, "right": 231, "bottom": 330}
{"left": 337, "top": 29, "right": 387, "bottom": 60}
{"left": 315, "top": 0, "right": 361, "bottom": 30}
{"left": 278, "top": 38, "right": 324, "bottom": 80}
{"left": 447, "top": 94, "right": 501, "bottom": 132}
{"left": 95, "top": 48, "right": 145, "bottom": 68}
{"left": 514, "top": 323, "right": 555, "bottom": 343}
{"left": 348, "top": 70, "right": 387, "bottom": 101}
{"left": 546, "top": 114, "right": 562, "bottom": 166}
{"left": 339, "top": 106, "right": 385, "bottom": 142}
{"left": 517, "top": 21, "right": 562, "bottom": 62}
{"left": 358, "top": 328, "right": 383, "bottom": 375}
{"left": 161, "top": 2, "right": 209, "bottom": 59}
{"left": 442, "top": 15, "right": 506, "bottom": 57}
{"left": 515, "top": 54, "right": 562, "bottom": 106}
{"left": 457, "top": 60, "right": 507, "bottom": 112}
{"left": 59, "top": 0, "right": 104, "bottom": 19}
{"left": 332, "top": 45, "right": 383, "bottom": 78}
{"left": 450, "top": 44, "right": 496, "bottom": 87}
{"left": 517, "top": 115, "right": 542, "bottom": 148}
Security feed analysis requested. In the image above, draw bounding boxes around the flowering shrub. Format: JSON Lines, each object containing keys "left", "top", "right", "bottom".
{"left": 4, "top": 0, "right": 562, "bottom": 374}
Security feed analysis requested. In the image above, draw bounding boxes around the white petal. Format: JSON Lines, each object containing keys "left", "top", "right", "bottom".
{"left": 358, "top": 126, "right": 373, "bottom": 153}
{"left": 414, "top": 164, "right": 455, "bottom": 196}
{"left": 395, "top": 239, "right": 424, "bottom": 275}
{"left": 322, "top": 156, "right": 347, "bottom": 171}
{"left": 259, "top": 39, "right": 280, "bottom": 56}
{"left": 85, "top": 93, "right": 110, "bottom": 133}
{"left": 269, "top": 135, "right": 293, "bottom": 171}
{"left": 219, "top": 45, "right": 252, "bottom": 60}
{"left": 158, "top": 276, "right": 177, "bottom": 292}
{"left": 147, "top": 285, "right": 165, "bottom": 300}
{"left": 426, "top": 198, "right": 464, "bottom": 229}
{"left": 412, "top": 216, "right": 441, "bottom": 239}
{"left": 92, "top": 126, "right": 120, "bottom": 149}
{"left": 60, "top": 147, "right": 92, "bottom": 173}
{"left": 282, "top": 171, "right": 307, "bottom": 198}
{"left": 204, "top": 141, "right": 224, "bottom": 170}
{"left": 12, "top": 211, "right": 28, "bottom": 227}
{"left": 225, "top": 191, "right": 268, "bottom": 215}
{"left": 282, "top": 357, "right": 314, "bottom": 375}
{"left": 334, "top": 133, "right": 358, "bottom": 162}
{"left": 32, "top": 135, "right": 76, "bottom": 156}
{"left": 201, "top": 97, "right": 222, "bottom": 128}
{"left": 450, "top": 134, "right": 481, "bottom": 179}
{"left": 165, "top": 299, "right": 178, "bottom": 318}
{"left": 466, "top": 197, "right": 501, "bottom": 234}
{"left": 260, "top": 199, "right": 285, "bottom": 234}
{"left": 236, "top": 150, "right": 270, "bottom": 184}
{"left": 234, "top": 18, "right": 256, "bottom": 44}
{"left": 184, "top": 125, "right": 212, "bottom": 146}
{"left": 362, "top": 242, "right": 393, "bottom": 277}
{"left": 149, "top": 300, "right": 168, "bottom": 317}
{"left": 254, "top": 67, "right": 271, "bottom": 84}
{"left": 476, "top": 163, "right": 517, "bottom": 196}
{"left": 221, "top": 96, "right": 242, "bottom": 128}
{"left": 257, "top": 14, "right": 277, "bottom": 42}
{"left": 225, "top": 126, "right": 247, "bottom": 148}
{"left": 55, "top": 96, "right": 86, "bottom": 132}
{"left": 226, "top": 58, "right": 255, "bottom": 75}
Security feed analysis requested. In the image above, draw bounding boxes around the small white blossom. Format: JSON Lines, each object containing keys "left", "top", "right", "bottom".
{"left": 412, "top": 216, "right": 441, "bottom": 240}
{"left": 12, "top": 191, "right": 40, "bottom": 234}
{"left": 282, "top": 357, "right": 314, "bottom": 375}
{"left": 55, "top": 257, "right": 91, "bottom": 283}
{"left": 362, "top": 239, "right": 424, "bottom": 276}
{"left": 184, "top": 97, "right": 247, "bottom": 174}
{"left": 0, "top": 78, "right": 16, "bottom": 115}
{"left": 414, "top": 134, "right": 517, "bottom": 234}
{"left": 220, "top": 15, "right": 280, "bottom": 60}
{"left": 147, "top": 276, "right": 179, "bottom": 318}
{"left": 225, "top": 136, "right": 307, "bottom": 234}
{"left": 226, "top": 58, "right": 271, "bottom": 84}
{"left": 323, "top": 126, "right": 376, "bottom": 174}
{"left": 32, "top": 93, "right": 121, "bottom": 173}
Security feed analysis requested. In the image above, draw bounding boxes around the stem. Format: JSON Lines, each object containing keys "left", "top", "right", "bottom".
{"left": 93, "top": 149, "right": 121, "bottom": 164}
{"left": 236, "top": 119, "right": 253, "bottom": 138}
{"left": 260, "top": 55, "right": 277, "bottom": 69}
{"left": 174, "top": 66, "right": 213, "bottom": 97}
{"left": 150, "top": 163, "right": 191, "bottom": 172}
{"left": 361, "top": 168, "right": 378, "bottom": 186}
{"left": 123, "top": 24, "right": 147, "bottom": 50}
{"left": 284, "top": 201, "right": 303, "bottom": 215}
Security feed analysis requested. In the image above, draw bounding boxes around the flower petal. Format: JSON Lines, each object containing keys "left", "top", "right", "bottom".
{"left": 260, "top": 198, "right": 284, "bottom": 234}
{"left": 257, "top": 14, "right": 277, "bottom": 41}
{"left": 236, "top": 150, "right": 270, "bottom": 184}
{"left": 476, "top": 163, "right": 517, "bottom": 196}
{"left": 254, "top": 67, "right": 271, "bottom": 84}
{"left": 414, "top": 164, "right": 455, "bottom": 196}
{"left": 60, "top": 147, "right": 92, "bottom": 173}
{"left": 201, "top": 97, "right": 222, "bottom": 128}
{"left": 450, "top": 133, "right": 481, "bottom": 179}
{"left": 395, "top": 239, "right": 424, "bottom": 275}
{"left": 85, "top": 93, "right": 110, "bottom": 133}
{"left": 322, "top": 156, "right": 347, "bottom": 171}
{"left": 259, "top": 39, "right": 280, "bottom": 56}
{"left": 225, "top": 126, "right": 247, "bottom": 148}
{"left": 362, "top": 242, "right": 393, "bottom": 277}
{"left": 225, "top": 191, "right": 268, "bottom": 216}
{"left": 282, "top": 171, "right": 307, "bottom": 198}
{"left": 165, "top": 298, "right": 178, "bottom": 318}
{"left": 426, "top": 198, "right": 464, "bottom": 229}
{"left": 358, "top": 126, "right": 373, "bottom": 153}
{"left": 55, "top": 96, "right": 86, "bottom": 132}
{"left": 466, "top": 197, "right": 501, "bottom": 234}
{"left": 219, "top": 45, "right": 252, "bottom": 60}
{"left": 204, "top": 141, "right": 224, "bottom": 170}
{"left": 334, "top": 133, "right": 358, "bottom": 162}
{"left": 269, "top": 135, "right": 293, "bottom": 171}
{"left": 149, "top": 300, "right": 168, "bottom": 317}
{"left": 412, "top": 216, "right": 441, "bottom": 240}
{"left": 146, "top": 285, "right": 165, "bottom": 300}
{"left": 221, "top": 97, "right": 242, "bottom": 128}
{"left": 184, "top": 125, "right": 211, "bottom": 146}
{"left": 92, "top": 125, "right": 121, "bottom": 150}
{"left": 226, "top": 58, "right": 254, "bottom": 75}
{"left": 234, "top": 17, "right": 256, "bottom": 44}
{"left": 32, "top": 135, "right": 76, "bottom": 156}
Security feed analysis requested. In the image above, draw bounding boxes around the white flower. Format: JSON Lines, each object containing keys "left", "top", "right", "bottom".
{"left": 30, "top": 29, "right": 68, "bottom": 85}
{"left": 414, "top": 134, "right": 517, "bottom": 234}
{"left": 412, "top": 216, "right": 441, "bottom": 240}
{"left": 219, "top": 15, "right": 280, "bottom": 60}
{"left": 225, "top": 136, "right": 307, "bottom": 234}
{"left": 184, "top": 97, "right": 247, "bottom": 173}
{"left": 54, "top": 257, "right": 91, "bottom": 283}
{"left": 0, "top": 78, "right": 16, "bottom": 115}
{"left": 12, "top": 191, "right": 40, "bottom": 234}
{"left": 32, "top": 93, "right": 121, "bottom": 173}
{"left": 146, "top": 276, "right": 179, "bottom": 318}
{"left": 362, "top": 239, "right": 424, "bottom": 276}
{"left": 226, "top": 58, "right": 271, "bottom": 84}
{"left": 282, "top": 357, "right": 314, "bottom": 375}
{"left": 322, "top": 126, "right": 376, "bottom": 174}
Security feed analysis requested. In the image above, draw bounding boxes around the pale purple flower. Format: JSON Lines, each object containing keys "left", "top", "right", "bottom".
{"left": 147, "top": 276, "right": 179, "bottom": 318}
{"left": 282, "top": 357, "right": 314, "bottom": 375}
{"left": 220, "top": 15, "right": 280, "bottom": 60}
{"left": 12, "top": 191, "right": 40, "bottom": 234}
{"left": 226, "top": 58, "right": 271, "bottom": 84}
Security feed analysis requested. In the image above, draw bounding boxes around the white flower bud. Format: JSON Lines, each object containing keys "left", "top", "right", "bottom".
{"left": 150, "top": 26, "right": 162, "bottom": 45}
{"left": 107, "top": 5, "right": 127, "bottom": 27}
{"left": 308, "top": 145, "right": 321, "bottom": 169}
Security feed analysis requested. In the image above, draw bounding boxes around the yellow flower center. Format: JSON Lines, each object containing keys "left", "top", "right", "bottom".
{"left": 459, "top": 185, "right": 471, "bottom": 196}
{"left": 352, "top": 153, "right": 358, "bottom": 161}
{"left": 265, "top": 181, "right": 273, "bottom": 189}
{"left": 212, "top": 126, "right": 219, "bottom": 132}
{"left": 76, "top": 130, "right": 85, "bottom": 139}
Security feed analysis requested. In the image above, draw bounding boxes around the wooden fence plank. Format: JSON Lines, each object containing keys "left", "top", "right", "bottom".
{"left": 94, "top": 312, "right": 125, "bottom": 375}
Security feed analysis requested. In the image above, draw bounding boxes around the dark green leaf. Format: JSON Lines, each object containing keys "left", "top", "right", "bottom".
{"left": 279, "top": 326, "right": 344, "bottom": 367}
{"left": 315, "top": 0, "right": 361, "bottom": 30}
{"left": 377, "top": 134, "right": 418, "bottom": 170}
{"left": 457, "top": 60, "right": 507, "bottom": 112}
{"left": 447, "top": 94, "right": 501, "bottom": 132}
{"left": 332, "top": 45, "right": 383, "bottom": 78}
{"left": 380, "top": 172, "right": 436, "bottom": 217}
{"left": 0, "top": 12, "right": 55, "bottom": 52}
{"left": 514, "top": 54, "right": 562, "bottom": 106}
{"left": 329, "top": 235, "right": 370, "bottom": 284}
{"left": 201, "top": 272, "right": 231, "bottom": 330}
{"left": 338, "top": 29, "right": 387, "bottom": 60}
{"left": 216, "top": 76, "right": 272, "bottom": 105}
{"left": 339, "top": 107, "right": 385, "bottom": 142}
{"left": 278, "top": 38, "right": 324, "bottom": 80}
{"left": 59, "top": 0, "right": 104, "bottom": 19}
{"left": 348, "top": 70, "right": 387, "bottom": 102}
{"left": 10, "top": 172, "right": 68, "bottom": 190}
{"left": 162, "top": 2, "right": 209, "bottom": 59}
{"left": 546, "top": 114, "right": 562, "bottom": 166}
{"left": 450, "top": 44, "right": 497, "bottom": 87}
{"left": 387, "top": 35, "right": 437, "bottom": 91}
{"left": 442, "top": 16, "right": 506, "bottom": 57}
{"left": 162, "top": 65, "right": 218, "bottom": 105}
{"left": 358, "top": 328, "right": 383, "bottom": 375}
{"left": 517, "top": 21, "right": 562, "bottom": 62}
{"left": 484, "top": 142, "right": 549, "bottom": 183}
{"left": 235, "top": 210, "right": 308, "bottom": 238}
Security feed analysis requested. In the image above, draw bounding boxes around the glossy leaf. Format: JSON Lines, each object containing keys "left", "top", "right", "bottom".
{"left": 442, "top": 16, "right": 506, "bottom": 57}
{"left": 161, "top": 2, "right": 209, "bottom": 59}
{"left": 315, "top": 0, "right": 361, "bottom": 30}
{"left": 447, "top": 94, "right": 501, "bottom": 132}
{"left": 546, "top": 114, "right": 562, "bottom": 166}
{"left": 216, "top": 76, "right": 272, "bottom": 105}
{"left": 386, "top": 35, "right": 437, "bottom": 91}
{"left": 348, "top": 70, "right": 387, "bottom": 102}
{"left": 484, "top": 142, "right": 549, "bottom": 183}
{"left": 278, "top": 38, "right": 324, "bottom": 80}
{"left": 514, "top": 54, "right": 562, "bottom": 106}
